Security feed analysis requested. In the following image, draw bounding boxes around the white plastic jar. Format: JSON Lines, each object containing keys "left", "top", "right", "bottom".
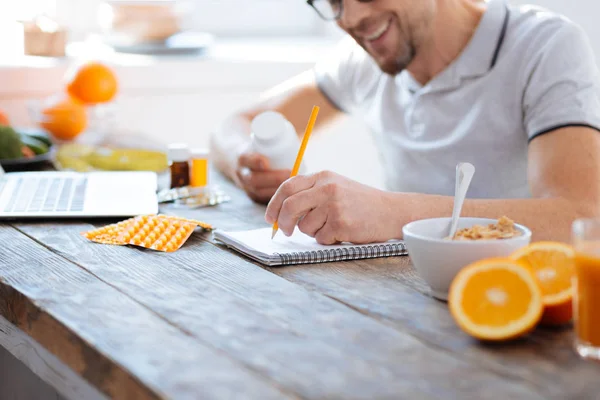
{"left": 249, "top": 111, "right": 307, "bottom": 173}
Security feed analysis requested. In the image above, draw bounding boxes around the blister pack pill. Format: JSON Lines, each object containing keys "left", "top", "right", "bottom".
{"left": 83, "top": 215, "right": 213, "bottom": 252}
{"left": 157, "top": 185, "right": 231, "bottom": 209}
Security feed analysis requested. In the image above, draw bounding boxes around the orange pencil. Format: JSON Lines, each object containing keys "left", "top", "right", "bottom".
{"left": 272, "top": 105, "right": 320, "bottom": 239}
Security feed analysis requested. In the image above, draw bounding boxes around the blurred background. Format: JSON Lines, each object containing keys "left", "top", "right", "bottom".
{"left": 0, "top": 0, "right": 598, "bottom": 188}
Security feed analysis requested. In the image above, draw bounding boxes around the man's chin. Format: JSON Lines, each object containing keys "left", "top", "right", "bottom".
{"left": 358, "top": 38, "right": 414, "bottom": 76}
{"left": 375, "top": 57, "right": 410, "bottom": 76}
{"left": 378, "top": 61, "right": 405, "bottom": 76}
{"left": 370, "top": 49, "right": 414, "bottom": 76}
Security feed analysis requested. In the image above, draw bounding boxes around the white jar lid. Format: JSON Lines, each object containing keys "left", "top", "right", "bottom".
{"left": 190, "top": 148, "right": 209, "bottom": 158}
{"left": 167, "top": 143, "right": 190, "bottom": 162}
{"left": 251, "top": 111, "right": 287, "bottom": 141}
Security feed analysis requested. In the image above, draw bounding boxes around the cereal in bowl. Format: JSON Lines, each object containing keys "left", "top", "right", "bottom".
{"left": 452, "top": 216, "right": 521, "bottom": 240}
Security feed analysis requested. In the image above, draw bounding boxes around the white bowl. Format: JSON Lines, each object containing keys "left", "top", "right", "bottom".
{"left": 402, "top": 217, "right": 532, "bottom": 301}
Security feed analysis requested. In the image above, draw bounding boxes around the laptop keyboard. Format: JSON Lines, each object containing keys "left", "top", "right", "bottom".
{"left": 2, "top": 177, "right": 88, "bottom": 213}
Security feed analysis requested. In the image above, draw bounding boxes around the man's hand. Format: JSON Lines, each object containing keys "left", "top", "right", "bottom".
{"left": 265, "top": 171, "right": 402, "bottom": 244}
{"left": 235, "top": 152, "right": 291, "bottom": 204}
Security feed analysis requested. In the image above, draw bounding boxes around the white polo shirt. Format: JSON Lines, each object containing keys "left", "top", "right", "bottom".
{"left": 314, "top": 0, "right": 600, "bottom": 199}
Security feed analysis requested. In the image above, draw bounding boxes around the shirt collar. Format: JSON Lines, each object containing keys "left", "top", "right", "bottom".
{"left": 455, "top": 0, "right": 509, "bottom": 78}
{"left": 402, "top": 0, "right": 509, "bottom": 94}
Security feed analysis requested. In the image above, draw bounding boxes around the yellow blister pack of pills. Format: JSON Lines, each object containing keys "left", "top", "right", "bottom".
{"left": 83, "top": 215, "right": 213, "bottom": 252}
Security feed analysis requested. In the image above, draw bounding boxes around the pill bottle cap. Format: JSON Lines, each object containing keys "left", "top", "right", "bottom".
{"left": 168, "top": 143, "right": 190, "bottom": 162}
{"left": 250, "top": 111, "right": 288, "bottom": 141}
{"left": 190, "top": 148, "right": 210, "bottom": 159}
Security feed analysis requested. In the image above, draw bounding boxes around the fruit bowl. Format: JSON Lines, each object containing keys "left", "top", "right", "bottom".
{"left": 28, "top": 95, "right": 117, "bottom": 146}
{"left": 0, "top": 127, "right": 54, "bottom": 172}
{"left": 51, "top": 132, "right": 168, "bottom": 174}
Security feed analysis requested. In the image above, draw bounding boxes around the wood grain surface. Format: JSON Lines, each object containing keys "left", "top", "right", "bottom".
{"left": 15, "top": 221, "right": 543, "bottom": 399}
{"left": 175, "top": 175, "right": 600, "bottom": 399}
{"left": 0, "top": 224, "right": 290, "bottom": 400}
{"left": 0, "top": 171, "right": 599, "bottom": 399}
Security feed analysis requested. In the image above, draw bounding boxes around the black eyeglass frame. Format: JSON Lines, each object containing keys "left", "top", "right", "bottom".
{"left": 306, "top": 0, "right": 343, "bottom": 21}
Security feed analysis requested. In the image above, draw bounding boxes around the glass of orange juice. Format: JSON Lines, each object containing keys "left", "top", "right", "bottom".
{"left": 572, "top": 218, "right": 600, "bottom": 360}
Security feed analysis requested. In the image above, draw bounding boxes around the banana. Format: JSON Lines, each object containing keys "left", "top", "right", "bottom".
{"left": 54, "top": 144, "right": 168, "bottom": 172}
{"left": 86, "top": 148, "right": 168, "bottom": 172}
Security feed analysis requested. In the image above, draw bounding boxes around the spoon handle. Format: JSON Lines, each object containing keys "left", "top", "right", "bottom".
{"left": 448, "top": 162, "right": 475, "bottom": 238}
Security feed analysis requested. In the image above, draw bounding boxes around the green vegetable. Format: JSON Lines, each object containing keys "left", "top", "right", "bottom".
{"left": 0, "top": 125, "right": 23, "bottom": 159}
{"left": 17, "top": 128, "right": 53, "bottom": 148}
{"left": 19, "top": 134, "right": 49, "bottom": 155}
{"left": 23, "top": 132, "right": 52, "bottom": 148}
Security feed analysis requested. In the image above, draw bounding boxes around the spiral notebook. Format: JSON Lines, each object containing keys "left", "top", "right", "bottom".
{"left": 213, "top": 227, "right": 407, "bottom": 266}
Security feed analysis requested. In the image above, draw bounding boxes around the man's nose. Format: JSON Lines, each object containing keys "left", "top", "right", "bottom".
{"left": 339, "top": 0, "right": 373, "bottom": 30}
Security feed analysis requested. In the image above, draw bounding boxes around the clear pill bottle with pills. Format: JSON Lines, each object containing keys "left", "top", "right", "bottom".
{"left": 190, "top": 148, "right": 209, "bottom": 188}
{"left": 250, "top": 111, "right": 307, "bottom": 173}
{"left": 168, "top": 143, "right": 190, "bottom": 189}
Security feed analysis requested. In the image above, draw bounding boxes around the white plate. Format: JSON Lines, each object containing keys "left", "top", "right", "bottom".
{"left": 107, "top": 31, "right": 214, "bottom": 55}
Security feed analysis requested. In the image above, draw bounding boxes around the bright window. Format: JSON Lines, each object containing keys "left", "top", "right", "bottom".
{"left": 185, "top": 0, "right": 329, "bottom": 37}
{"left": 0, "top": 0, "right": 56, "bottom": 20}
{"left": 1, "top": 0, "right": 334, "bottom": 39}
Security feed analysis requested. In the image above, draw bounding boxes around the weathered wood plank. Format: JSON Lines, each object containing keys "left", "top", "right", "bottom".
{"left": 0, "top": 314, "right": 103, "bottom": 400}
{"left": 0, "top": 339, "right": 65, "bottom": 400}
{"left": 0, "top": 224, "right": 291, "bottom": 400}
{"left": 174, "top": 177, "right": 600, "bottom": 399}
{"left": 271, "top": 259, "right": 600, "bottom": 398}
{"left": 18, "top": 221, "right": 544, "bottom": 399}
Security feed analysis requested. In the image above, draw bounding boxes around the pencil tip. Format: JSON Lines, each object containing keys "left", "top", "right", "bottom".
{"left": 271, "top": 228, "right": 277, "bottom": 240}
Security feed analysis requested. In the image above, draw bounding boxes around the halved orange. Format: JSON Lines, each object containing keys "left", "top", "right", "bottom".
{"left": 510, "top": 242, "right": 575, "bottom": 326}
{"left": 449, "top": 258, "right": 544, "bottom": 341}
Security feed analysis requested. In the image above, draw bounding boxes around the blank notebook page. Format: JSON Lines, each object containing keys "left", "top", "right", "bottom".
{"left": 213, "top": 227, "right": 407, "bottom": 266}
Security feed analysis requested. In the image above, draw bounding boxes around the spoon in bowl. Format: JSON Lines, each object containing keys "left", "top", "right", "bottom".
{"left": 447, "top": 162, "right": 475, "bottom": 239}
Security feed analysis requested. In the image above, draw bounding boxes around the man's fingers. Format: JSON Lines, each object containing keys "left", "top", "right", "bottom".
{"left": 246, "top": 187, "right": 277, "bottom": 205}
{"left": 297, "top": 206, "right": 328, "bottom": 238}
{"left": 314, "top": 222, "right": 341, "bottom": 245}
{"left": 242, "top": 169, "right": 291, "bottom": 190}
{"left": 238, "top": 152, "right": 270, "bottom": 171}
{"left": 276, "top": 187, "right": 327, "bottom": 236}
{"left": 235, "top": 169, "right": 280, "bottom": 204}
{"left": 265, "top": 174, "right": 317, "bottom": 224}
{"left": 235, "top": 167, "right": 250, "bottom": 189}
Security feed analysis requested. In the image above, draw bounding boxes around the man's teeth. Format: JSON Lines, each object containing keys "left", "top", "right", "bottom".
{"left": 365, "top": 21, "right": 390, "bottom": 41}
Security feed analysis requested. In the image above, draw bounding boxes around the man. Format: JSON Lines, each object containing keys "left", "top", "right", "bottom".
{"left": 210, "top": 0, "right": 600, "bottom": 244}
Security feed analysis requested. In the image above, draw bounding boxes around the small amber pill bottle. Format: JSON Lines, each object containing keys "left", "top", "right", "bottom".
{"left": 168, "top": 143, "right": 191, "bottom": 189}
{"left": 190, "top": 148, "right": 209, "bottom": 188}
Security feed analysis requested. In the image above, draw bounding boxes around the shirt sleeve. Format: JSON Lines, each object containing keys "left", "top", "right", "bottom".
{"left": 523, "top": 20, "right": 600, "bottom": 142}
{"left": 313, "top": 36, "right": 381, "bottom": 114}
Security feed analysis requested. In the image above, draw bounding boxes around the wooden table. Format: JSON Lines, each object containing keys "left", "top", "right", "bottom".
{"left": 1, "top": 172, "right": 599, "bottom": 400}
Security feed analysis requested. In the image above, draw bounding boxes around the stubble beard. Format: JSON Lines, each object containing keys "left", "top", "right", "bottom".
{"left": 379, "top": 41, "right": 416, "bottom": 76}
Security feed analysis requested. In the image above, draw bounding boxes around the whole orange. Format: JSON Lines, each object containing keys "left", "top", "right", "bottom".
{"left": 0, "top": 110, "right": 10, "bottom": 126}
{"left": 67, "top": 62, "right": 118, "bottom": 104}
{"left": 39, "top": 95, "right": 88, "bottom": 141}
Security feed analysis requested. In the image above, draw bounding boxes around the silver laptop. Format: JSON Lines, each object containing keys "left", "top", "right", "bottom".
{"left": 0, "top": 167, "right": 158, "bottom": 219}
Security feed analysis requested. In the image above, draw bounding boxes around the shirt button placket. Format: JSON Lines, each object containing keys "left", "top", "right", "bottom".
{"left": 409, "top": 96, "right": 425, "bottom": 137}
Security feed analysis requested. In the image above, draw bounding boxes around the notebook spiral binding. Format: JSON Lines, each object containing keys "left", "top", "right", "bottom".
{"left": 275, "top": 242, "right": 408, "bottom": 265}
